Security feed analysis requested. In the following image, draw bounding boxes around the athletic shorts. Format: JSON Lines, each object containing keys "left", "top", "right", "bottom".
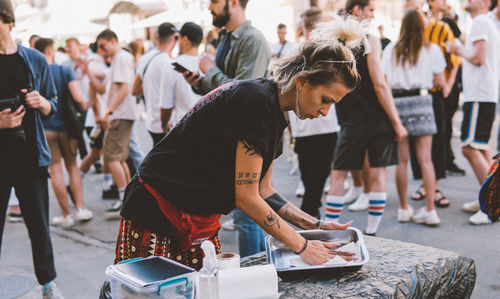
{"left": 103, "top": 119, "right": 133, "bottom": 163}
{"left": 333, "top": 121, "right": 398, "bottom": 170}
{"left": 461, "top": 102, "right": 496, "bottom": 150}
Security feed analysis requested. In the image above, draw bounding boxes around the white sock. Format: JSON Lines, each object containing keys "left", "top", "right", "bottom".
{"left": 325, "top": 195, "right": 344, "bottom": 220}
{"left": 366, "top": 192, "right": 387, "bottom": 234}
{"left": 103, "top": 174, "right": 113, "bottom": 190}
{"left": 118, "top": 187, "right": 126, "bottom": 201}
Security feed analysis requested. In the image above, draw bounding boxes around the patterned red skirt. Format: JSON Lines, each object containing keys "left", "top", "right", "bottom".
{"left": 114, "top": 218, "right": 221, "bottom": 270}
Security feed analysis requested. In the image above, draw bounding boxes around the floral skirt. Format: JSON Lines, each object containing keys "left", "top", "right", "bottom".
{"left": 114, "top": 217, "right": 221, "bottom": 270}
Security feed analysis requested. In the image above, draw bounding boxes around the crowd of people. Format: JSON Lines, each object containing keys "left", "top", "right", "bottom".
{"left": 0, "top": 0, "right": 499, "bottom": 297}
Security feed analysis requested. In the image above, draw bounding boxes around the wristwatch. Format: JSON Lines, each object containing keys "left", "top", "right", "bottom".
{"left": 105, "top": 109, "right": 113, "bottom": 116}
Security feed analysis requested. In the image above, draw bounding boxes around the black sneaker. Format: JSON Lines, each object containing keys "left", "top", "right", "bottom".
{"left": 94, "top": 163, "right": 103, "bottom": 174}
{"left": 103, "top": 200, "right": 123, "bottom": 219}
{"left": 446, "top": 163, "right": 466, "bottom": 177}
{"left": 102, "top": 184, "right": 119, "bottom": 199}
{"left": 7, "top": 212, "right": 23, "bottom": 223}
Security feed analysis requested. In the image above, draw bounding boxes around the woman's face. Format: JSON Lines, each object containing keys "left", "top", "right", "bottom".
{"left": 295, "top": 80, "right": 351, "bottom": 120}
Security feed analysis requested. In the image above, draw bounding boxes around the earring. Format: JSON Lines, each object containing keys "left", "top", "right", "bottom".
{"left": 295, "top": 89, "right": 301, "bottom": 118}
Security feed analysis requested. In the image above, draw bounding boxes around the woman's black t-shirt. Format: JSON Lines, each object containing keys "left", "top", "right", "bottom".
{"left": 121, "top": 79, "right": 287, "bottom": 233}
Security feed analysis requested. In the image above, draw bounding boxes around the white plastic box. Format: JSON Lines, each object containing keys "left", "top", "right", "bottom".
{"left": 105, "top": 256, "right": 197, "bottom": 299}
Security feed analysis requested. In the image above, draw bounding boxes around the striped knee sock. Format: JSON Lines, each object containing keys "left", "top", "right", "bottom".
{"left": 325, "top": 195, "right": 344, "bottom": 220}
{"left": 366, "top": 192, "right": 387, "bottom": 234}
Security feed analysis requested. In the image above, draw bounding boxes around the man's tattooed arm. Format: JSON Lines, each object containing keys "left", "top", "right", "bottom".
{"left": 278, "top": 203, "right": 318, "bottom": 230}
{"left": 264, "top": 210, "right": 280, "bottom": 229}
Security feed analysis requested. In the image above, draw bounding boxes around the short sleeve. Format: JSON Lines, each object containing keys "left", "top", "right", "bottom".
{"left": 469, "top": 17, "right": 489, "bottom": 43}
{"left": 430, "top": 44, "right": 446, "bottom": 74}
{"left": 160, "top": 66, "right": 175, "bottom": 109}
{"left": 112, "top": 52, "right": 134, "bottom": 84}
{"left": 64, "top": 66, "right": 76, "bottom": 83}
{"left": 225, "top": 84, "right": 273, "bottom": 157}
{"left": 380, "top": 42, "right": 394, "bottom": 75}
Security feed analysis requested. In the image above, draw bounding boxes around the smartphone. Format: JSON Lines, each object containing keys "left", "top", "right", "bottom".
{"left": 172, "top": 62, "right": 199, "bottom": 79}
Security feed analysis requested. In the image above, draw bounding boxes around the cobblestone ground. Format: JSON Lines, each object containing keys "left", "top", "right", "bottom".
{"left": 1, "top": 112, "right": 499, "bottom": 299}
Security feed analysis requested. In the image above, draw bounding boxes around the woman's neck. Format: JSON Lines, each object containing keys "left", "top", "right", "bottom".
{"left": 277, "top": 87, "right": 296, "bottom": 112}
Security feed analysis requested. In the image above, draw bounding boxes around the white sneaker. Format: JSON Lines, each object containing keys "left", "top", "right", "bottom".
{"left": 469, "top": 210, "right": 491, "bottom": 225}
{"left": 51, "top": 215, "right": 75, "bottom": 228}
{"left": 397, "top": 206, "right": 414, "bottom": 222}
{"left": 75, "top": 208, "right": 94, "bottom": 221}
{"left": 412, "top": 207, "right": 440, "bottom": 227}
{"left": 103, "top": 200, "right": 123, "bottom": 219}
{"left": 43, "top": 282, "right": 64, "bottom": 299}
{"left": 343, "top": 187, "right": 362, "bottom": 204}
{"left": 295, "top": 181, "right": 305, "bottom": 197}
{"left": 463, "top": 200, "right": 480, "bottom": 213}
{"left": 348, "top": 193, "right": 369, "bottom": 211}
{"left": 221, "top": 218, "right": 236, "bottom": 231}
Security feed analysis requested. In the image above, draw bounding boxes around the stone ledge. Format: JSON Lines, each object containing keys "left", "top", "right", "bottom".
{"left": 241, "top": 236, "right": 476, "bottom": 298}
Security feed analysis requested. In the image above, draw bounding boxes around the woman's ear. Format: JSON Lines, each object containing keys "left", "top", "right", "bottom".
{"left": 295, "top": 78, "right": 306, "bottom": 91}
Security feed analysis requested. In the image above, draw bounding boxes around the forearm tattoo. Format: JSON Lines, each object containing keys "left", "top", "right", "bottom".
{"left": 236, "top": 172, "right": 259, "bottom": 185}
{"left": 264, "top": 210, "right": 281, "bottom": 228}
{"left": 282, "top": 204, "right": 315, "bottom": 229}
{"left": 264, "top": 192, "right": 288, "bottom": 212}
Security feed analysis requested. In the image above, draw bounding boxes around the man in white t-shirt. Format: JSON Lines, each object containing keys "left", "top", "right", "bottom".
{"left": 270, "top": 23, "right": 294, "bottom": 59}
{"left": 136, "top": 23, "right": 178, "bottom": 145}
{"left": 447, "top": 0, "right": 500, "bottom": 225}
{"left": 96, "top": 29, "right": 138, "bottom": 218}
{"left": 161, "top": 22, "right": 203, "bottom": 129}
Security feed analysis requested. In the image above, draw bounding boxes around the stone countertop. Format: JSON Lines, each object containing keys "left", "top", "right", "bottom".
{"left": 240, "top": 236, "right": 476, "bottom": 299}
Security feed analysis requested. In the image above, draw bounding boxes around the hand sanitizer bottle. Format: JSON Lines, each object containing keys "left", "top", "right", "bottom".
{"left": 197, "top": 241, "right": 219, "bottom": 299}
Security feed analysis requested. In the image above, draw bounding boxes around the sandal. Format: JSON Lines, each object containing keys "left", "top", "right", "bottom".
{"left": 411, "top": 185, "right": 426, "bottom": 201}
{"left": 434, "top": 190, "right": 450, "bottom": 208}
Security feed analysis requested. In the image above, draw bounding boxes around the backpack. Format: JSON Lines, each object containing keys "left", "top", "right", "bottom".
{"left": 478, "top": 153, "right": 500, "bottom": 222}
{"left": 58, "top": 66, "right": 85, "bottom": 140}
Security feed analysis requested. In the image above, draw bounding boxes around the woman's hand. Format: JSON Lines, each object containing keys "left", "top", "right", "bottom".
{"left": 319, "top": 220, "right": 352, "bottom": 230}
{"left": 299, "top": 240, "right": 357, "bottom": 265}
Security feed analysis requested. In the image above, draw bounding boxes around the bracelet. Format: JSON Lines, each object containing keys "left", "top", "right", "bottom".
{"left": 294, "top": 239, "right": 308, "bottom": 255}
{"left": 315, "top": 219, "right": 324, "bottom": 229}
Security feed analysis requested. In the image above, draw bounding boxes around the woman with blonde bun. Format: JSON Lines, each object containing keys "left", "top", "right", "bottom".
{"left": 115, "top": 17, "right": 366, "bottom": 268}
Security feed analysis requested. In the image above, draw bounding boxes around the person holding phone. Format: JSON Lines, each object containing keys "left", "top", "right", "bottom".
{"left": 114, "top": 17, "right": 365, "bottom": 269}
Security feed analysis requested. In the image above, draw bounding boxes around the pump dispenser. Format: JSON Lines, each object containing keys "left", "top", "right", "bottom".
{"left": 197, "top": 241, "right": 219, "bottom": 299}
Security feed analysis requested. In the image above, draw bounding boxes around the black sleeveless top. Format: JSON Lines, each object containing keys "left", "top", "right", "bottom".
{"left": 335, "top": 45, "right": 391, "bottom": 127}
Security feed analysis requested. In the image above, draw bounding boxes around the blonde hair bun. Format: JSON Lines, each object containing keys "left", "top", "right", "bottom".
{"left": 309, "top": 15, "right": 368, "bottom": 51}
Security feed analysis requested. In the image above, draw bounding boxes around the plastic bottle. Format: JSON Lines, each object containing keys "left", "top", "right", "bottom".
{"left": 196, "top": 240, "right": 219, "bottom": 299}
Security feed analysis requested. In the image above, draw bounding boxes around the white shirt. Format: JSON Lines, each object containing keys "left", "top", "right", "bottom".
{"left": 108, "top": 49, "right": 137, "bottom": 121}
{"left": 160, "top": 54, "right": 202, "bottom": 125}
{"left": 462, "top": 14, "right": 500, "bottom": 103}
{"left": 488, "top": 11, "right": 500, "bottom": 33}
{"left": 137, "top": 48, "right": 160, "bottom": 79}
{"left": 270, "top": 41, "right": 295, "bottom": 59}
{"left": 87, "top": 53, "right": 108, "bottom": 120}
{"left": 143, "top": 52, "right": 172, "bottom": 133}
{"left": 281, "top": 42, "right": 340, "bottom": 137}
{"left": 381, "top": 43, "right": 446, "bottom": 90}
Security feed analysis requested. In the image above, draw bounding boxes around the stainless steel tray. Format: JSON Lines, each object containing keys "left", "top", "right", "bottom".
{"left": 265, "top": 228, "right": 369, "bottom": 281}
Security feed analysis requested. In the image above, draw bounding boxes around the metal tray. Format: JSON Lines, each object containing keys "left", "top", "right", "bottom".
{"left": 265, "top": 228, "right": 369, "bottom": 281}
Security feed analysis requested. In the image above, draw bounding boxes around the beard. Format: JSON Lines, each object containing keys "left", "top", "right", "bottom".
{"left": 212, "top": 2, "right": 230, "bottom": 28}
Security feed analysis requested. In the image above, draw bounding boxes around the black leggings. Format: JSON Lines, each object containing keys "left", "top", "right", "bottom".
{"left": 295, "top": 133, "right": 337, "bottom": 219}
{"left": 0, "top": 166, "right": 56, "bottom": 285}
{"left": 410, "top": 91, "right": 447, "bottom": 180}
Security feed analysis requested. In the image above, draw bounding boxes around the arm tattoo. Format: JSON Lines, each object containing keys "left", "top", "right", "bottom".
{"left": 236, "top": 172, "right": 259, "bottom": 185}
{"left": 264, "top": 192, "right": 288, "bottom": 212}
{"left": 264, "top": 210, "right": 280, "bottom": 228}
{"left": 282, "top": 204, "right": 315, "bottom": 229}
{"left": 241, "top": 140, "right": 259, "bottom": 156}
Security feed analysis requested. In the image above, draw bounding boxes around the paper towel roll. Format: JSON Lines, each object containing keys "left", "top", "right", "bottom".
{"left": 217, "top": 252, "right": 240, "bottom": 270}
{"left": 218, "top": 264, "right": 278, "bottom": 299}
